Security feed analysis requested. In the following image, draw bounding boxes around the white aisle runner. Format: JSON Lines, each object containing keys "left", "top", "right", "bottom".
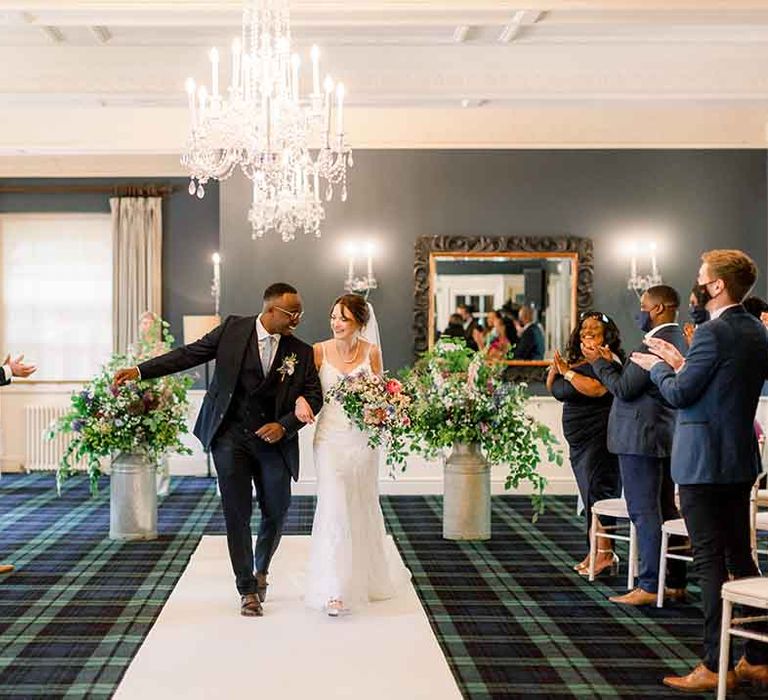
{"left": 114, "top": 536, "right": 462, "bottom": 700}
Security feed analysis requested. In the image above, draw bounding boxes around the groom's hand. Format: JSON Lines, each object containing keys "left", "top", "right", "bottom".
{"left": 113, "top": 367, "right": 140, "bottom": 387}
{"left": 255, "top": 422, "right": 286, "bottom": 444}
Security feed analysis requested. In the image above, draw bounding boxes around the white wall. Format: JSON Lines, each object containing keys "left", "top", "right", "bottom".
{"left": 0, "top": 386, "right": 575, "bottom": 496}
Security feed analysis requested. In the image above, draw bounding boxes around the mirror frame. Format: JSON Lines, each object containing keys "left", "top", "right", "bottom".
{"left": 413, "top": 235, "right": 594, "bottom": 382}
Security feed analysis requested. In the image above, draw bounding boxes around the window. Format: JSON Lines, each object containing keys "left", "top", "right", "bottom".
{"left": 1, "top": 213, "right": 113, "bottom": 381}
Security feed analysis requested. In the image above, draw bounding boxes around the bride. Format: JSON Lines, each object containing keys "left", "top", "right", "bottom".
{"left": 295, "top": 294, "right": 410, "bottom": 616}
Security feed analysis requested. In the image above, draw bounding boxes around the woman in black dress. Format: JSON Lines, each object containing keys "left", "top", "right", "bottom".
{"left": 547, "top": 312, "right": 624, "bottom": 576}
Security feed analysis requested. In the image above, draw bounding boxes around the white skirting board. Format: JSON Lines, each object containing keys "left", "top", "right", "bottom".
{"left": 113, "top": 535, "right": 462, "bottom": 700}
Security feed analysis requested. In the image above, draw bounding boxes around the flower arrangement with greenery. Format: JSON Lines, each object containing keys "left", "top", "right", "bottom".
{"left": 326, "top": 371, "right": 413, "bottom": 473}
{"left": 402, "top": 337, "right": 562, "bottom": 514}
{"left": 49, "top": 319, "right": 193, "bottom": 495}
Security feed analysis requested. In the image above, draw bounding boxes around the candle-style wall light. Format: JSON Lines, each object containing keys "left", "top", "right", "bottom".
{"left": 343, "top": 240, "right": 378, "bottom": 297}
{"left": 627, "top": 240, "right": 662, "bottom": 297}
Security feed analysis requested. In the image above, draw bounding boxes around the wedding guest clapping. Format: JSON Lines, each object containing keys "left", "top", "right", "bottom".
{"left": 583, "top": 286, "right": 687, "bottom": 607}
{"left": 547, "top": 312, "right": 623, "bottom": 577}
{"left": 1, "top": 352, "right": 37, "bottom": 575}
{"left": 632, "top": 250, "right": 768, "bottom": 693}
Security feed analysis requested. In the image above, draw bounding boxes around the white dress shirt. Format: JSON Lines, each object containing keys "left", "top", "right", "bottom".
{"left": 643, "top": 322, "right": 679, "bottom": 341}
{"left": 710, "top": 303, "right": 740, "bottom": 320}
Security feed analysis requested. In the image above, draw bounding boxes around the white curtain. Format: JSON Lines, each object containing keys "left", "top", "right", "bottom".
{"left": 110, "top": 197, "right": 162, "bottom": 354}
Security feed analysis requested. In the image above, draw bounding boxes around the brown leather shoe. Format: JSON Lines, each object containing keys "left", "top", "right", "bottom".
{"left": 735, "top": 656, "right": 768, "bottom": 686}
{"left": 664, "top": 587, "right": 687, "bottom": 603}
{"left": 609, "top": 587, "right": 656, "bottom": 606}
{"left": 255, "top": 571, "right": 268, "bottom": 603}
{"left": 663, "top": 663, "right": 737, "bottom": 693}
{"left": 240, "top": 593, "right": 263, "bottom": 617}
{"left": 0, "top": 564, "right": 14, "bottom": 575}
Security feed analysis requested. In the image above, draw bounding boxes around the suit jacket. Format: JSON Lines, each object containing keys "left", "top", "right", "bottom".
{"left": 464, "top": 319, "right": 480, "bottom": 351}
{"left": 514, "top": 323, "right": 545, "bottom": 360}
{"left": 593, "top": 323, "right": 687, "bottom": 458}
{"left": 0, "top": 367, "right": 9, "bottom": 386}
{"left": 650, "top": 306, "right": 768, "bottom": 485}
{"left": 137, "top": 315, "right": 323, "bottom": 481}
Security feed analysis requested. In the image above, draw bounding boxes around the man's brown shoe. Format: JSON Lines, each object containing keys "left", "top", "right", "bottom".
{"left": 664, "top": 587, "right": 687, "bottom": 603}
{"left": 255, "top": 571, "right": 268, "bottom": 603}
{"left": 0, "top": 564, "right": 14, "bottom": 575}
{"left": 609, "top": 587, "right": 656, "bottom": 606}
{"left": 662, "top": 664, "right": 737, "bottom": 693}
{"left": 735, "top": 656, "right": 768, "bottom": 686}
{"left": 240, "top": 593, "right": 263, "bottom": 617}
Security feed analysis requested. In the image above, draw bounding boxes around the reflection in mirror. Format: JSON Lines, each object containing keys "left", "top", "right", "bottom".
{"left": 431, "top": 254, "right": 577, "bottom": 361}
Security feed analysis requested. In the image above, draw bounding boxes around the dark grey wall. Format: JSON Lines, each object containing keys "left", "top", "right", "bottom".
{"left": 0, "top": 178, "right": 220, "bottom": 356}
{"left": 221, "top": 150, "right": 768, "bottom": 371}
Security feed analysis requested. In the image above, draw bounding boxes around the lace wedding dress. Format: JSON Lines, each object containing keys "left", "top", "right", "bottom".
{"left": 304, "top": 342, "right": 411, "bottom": 611}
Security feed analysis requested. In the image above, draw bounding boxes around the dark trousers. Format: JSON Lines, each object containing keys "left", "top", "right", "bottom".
{"left": 679, "top": 482, "right": 768, "bottom": 671}
{"left": 211, "top": 426, "right": 292, "bottom": 596}
{"left": 619, "top": 454, "right": 686, "bottom": 593}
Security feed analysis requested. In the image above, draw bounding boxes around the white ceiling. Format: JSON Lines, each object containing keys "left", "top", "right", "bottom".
{"left": 1, "top": 1, "right": 768, "bottom": 172}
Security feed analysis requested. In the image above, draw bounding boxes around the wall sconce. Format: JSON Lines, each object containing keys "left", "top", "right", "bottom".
{"left": 627, "top": 241, "right": 662, "bottom": 297}
{"left": 343, "top": 241, "right": 378, "bottom": 297}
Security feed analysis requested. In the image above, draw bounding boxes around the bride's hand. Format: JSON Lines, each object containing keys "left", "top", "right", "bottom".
{"left": 294, "top": 396, "right": 315, "bottom": 424}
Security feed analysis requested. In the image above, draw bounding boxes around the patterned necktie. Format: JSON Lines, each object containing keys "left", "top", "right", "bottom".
{"left": 261, "top": 335, "right": 274, "bottom": 374}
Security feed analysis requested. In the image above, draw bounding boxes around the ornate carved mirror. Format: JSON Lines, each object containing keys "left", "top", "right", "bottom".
{"left": 413, "top": 235, "right": 594, "bottom": 382}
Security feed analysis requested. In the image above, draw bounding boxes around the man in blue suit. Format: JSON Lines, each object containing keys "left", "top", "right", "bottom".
{"left": 633, "top": 249, "right": 768, "bottom": 693}
{"left": 584, "top": 285, "right": 687, "bottom": 606}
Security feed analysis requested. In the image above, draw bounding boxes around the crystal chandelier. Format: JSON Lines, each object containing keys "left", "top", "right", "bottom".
{"left": 181, "top": 0, "right": 352, "bottom": 242}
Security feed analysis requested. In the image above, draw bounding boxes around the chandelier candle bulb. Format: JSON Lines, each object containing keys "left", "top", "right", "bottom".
{"left": 291, "top": 54, "right": 300, "bottom": 103}
{"left": 650, "top": 242, "right": 658, "bottom": 277}
{"left": 185, "top": 78, "right": 196, "bottom": 122}
{"left": 209, "top": 48, "right": 219, "bottom": 98}
{"left": 336, "top": 82, "right": 345, "bottom": 136}
{"left": 366, "top": 243, "right": 373, "bottom": 278}
{"left": 231, "top": 38, "right": 241, "bottom": 92}
{"left": 313, "top": 168, "right": 320, "bottom": 202}
{"left": 311, "top": 44, "right": 320, "bottom": 95}
{"left": 197, "top": 86, "right": 208, "bottom": 123}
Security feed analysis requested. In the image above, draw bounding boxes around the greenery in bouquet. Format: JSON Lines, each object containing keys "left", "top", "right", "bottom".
{"left": 49, "top": 319, "right": 193, "bottom": 495}
{"left": 402, "top": 337, "right": 562, "bottom": 514}
{"left": 326, "top": 371, "right": 412, "bottom": 473}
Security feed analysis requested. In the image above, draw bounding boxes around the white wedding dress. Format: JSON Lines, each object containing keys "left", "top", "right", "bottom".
{"left": 304, "top": 342, "right": 411, "bottom": 611}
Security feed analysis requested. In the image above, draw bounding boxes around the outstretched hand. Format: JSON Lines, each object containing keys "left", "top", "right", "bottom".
{"left": 630, "top": 352, "right": 663, "bottom": 371}
{"left": 113, "top": 367, "right": 140, "bottom": 388}
{"left": 581, "top": 343, "right": 613, "bottom": 364}
{"left": 4, "top": 354, "right": 37, "bottom": 378}
{"left": 645, "top": 337, "right": 686, "bottom": 371}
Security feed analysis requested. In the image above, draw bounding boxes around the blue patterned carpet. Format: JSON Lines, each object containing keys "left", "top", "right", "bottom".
{"left": 1, "top": 473, "right": 767, "bottom": 699}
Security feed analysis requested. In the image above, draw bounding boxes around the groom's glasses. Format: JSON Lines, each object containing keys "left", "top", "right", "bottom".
{"left": 274, "top": 305, "right": 305, "bottom": 322}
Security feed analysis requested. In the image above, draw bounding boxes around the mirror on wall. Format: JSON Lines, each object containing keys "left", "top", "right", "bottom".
{"left": 413, "top": 235, "right": 594, "bottom": 381}
{"left": 430, "top": 253, "right": 577, "bottom": 362}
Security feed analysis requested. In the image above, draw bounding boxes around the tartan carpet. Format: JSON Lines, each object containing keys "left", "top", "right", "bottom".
{"left": 1, "top": 474, "right": 767, "bottom": 699}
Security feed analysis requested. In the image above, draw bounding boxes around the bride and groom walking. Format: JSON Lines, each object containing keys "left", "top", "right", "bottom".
{"left": 113, "top": 283, "right": 409, "bottom": 617}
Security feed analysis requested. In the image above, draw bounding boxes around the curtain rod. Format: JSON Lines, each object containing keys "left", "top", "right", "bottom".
{"left": 0, "top": 183, "right": 182, "bottom": 197}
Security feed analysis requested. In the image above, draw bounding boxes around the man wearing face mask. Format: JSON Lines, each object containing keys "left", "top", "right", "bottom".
{"left": 583, "top": 285, "right": 687, "bottom": 607}
{"left": 632, "top": 250, "right": 768, "bottom": 693}
{"left": 683, "top": 285, "right": 710, "bottom": 346}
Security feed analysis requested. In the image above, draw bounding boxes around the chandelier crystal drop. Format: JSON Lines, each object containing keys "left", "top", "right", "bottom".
{"left": 180, "top": 0, "right": 352, "bottom": 242}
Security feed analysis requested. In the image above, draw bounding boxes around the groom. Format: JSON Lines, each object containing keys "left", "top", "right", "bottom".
{"left": 114, "top": 283, "right": 323, "bottom": 617}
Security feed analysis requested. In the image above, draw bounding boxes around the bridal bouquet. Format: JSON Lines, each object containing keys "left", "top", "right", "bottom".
{"left": 326, "top": 371, "right": 413, "bottom": 472}
{"left": 403, "top": 337, "right": 562, "bottom": 514}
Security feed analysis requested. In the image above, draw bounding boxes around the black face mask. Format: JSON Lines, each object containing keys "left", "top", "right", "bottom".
{"left": 694, "top": 282, "right": 712, "bottom": 307}
{"left": 689, "top": 304, "right": 709, "bottom": 325}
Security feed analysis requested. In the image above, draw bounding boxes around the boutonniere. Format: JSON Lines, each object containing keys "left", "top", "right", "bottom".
{"left": 277, "top": 353, "right": 298, "bottom": 382}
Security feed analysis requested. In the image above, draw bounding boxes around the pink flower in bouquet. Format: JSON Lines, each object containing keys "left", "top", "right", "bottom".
{"left": 385, "top": 379, "right": 403, "bottom": 396}
{"left": 401, "top": 415, "right": 411, "bottom": 428}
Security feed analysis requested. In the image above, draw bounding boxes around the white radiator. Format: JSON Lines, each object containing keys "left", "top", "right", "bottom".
{"left": 24, "top": 405, "right": 86, "bottom": 472}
